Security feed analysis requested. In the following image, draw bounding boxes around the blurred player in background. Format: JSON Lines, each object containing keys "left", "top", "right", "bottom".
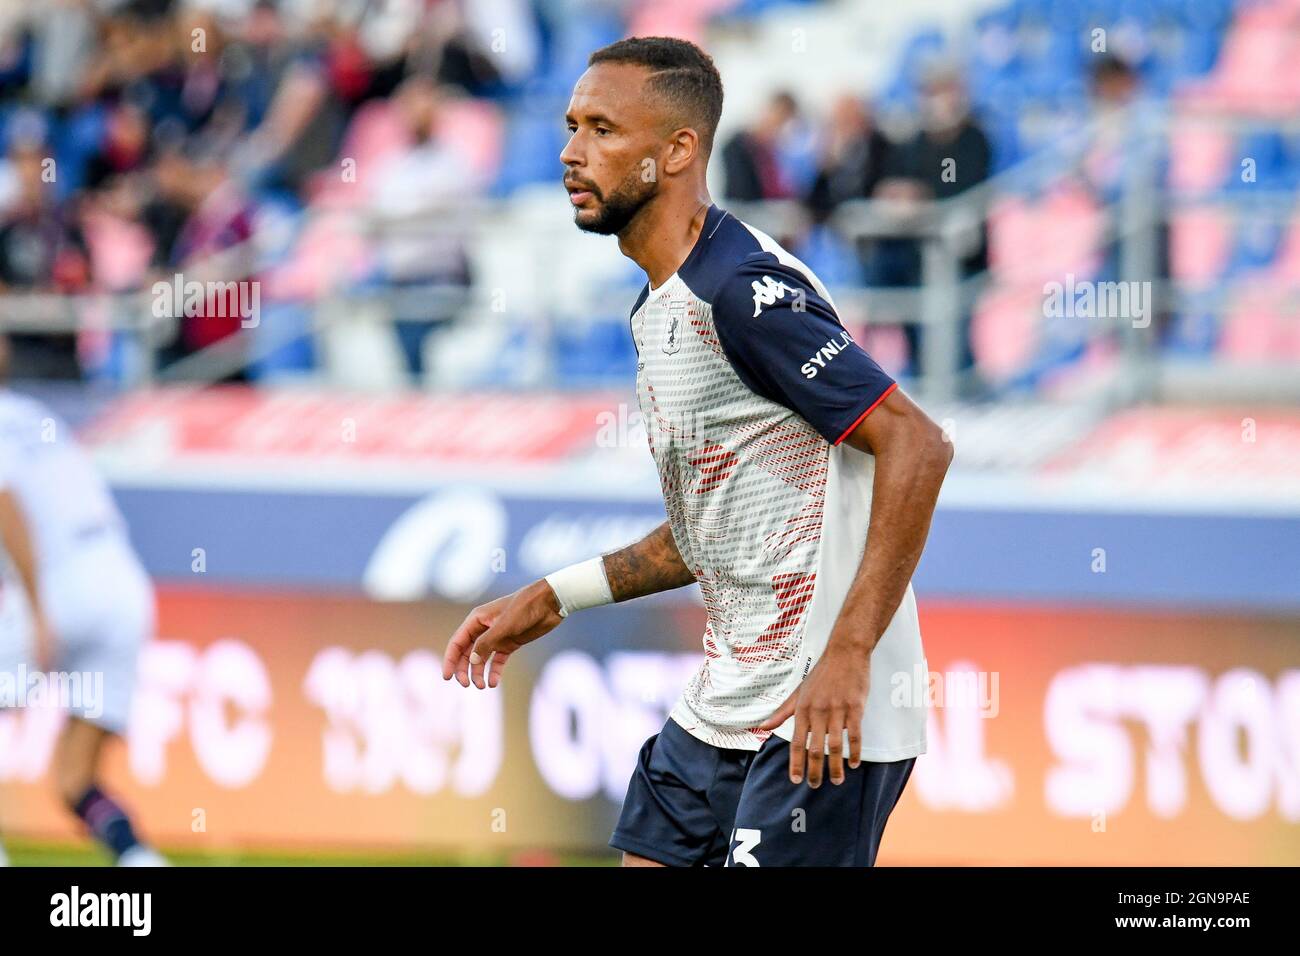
{"left": 0, "top": 336, "right": 163, "bottom": 867}
{"left": 445, "top": 38, "right": 952, "bottom": 867}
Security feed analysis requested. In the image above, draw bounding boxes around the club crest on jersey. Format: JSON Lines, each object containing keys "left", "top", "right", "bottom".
{"left": 663, "top": 301, "right": 686, "bottom": 354}
{"left": 751, "top": 275, "right": 798, "bottom": 317}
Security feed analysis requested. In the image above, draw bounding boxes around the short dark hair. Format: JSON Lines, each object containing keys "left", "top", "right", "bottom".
{"left": 1092, "top": 53, "right": 1136, "bottom": 84}
{"left": 588, "top": 36, "right": 724, "bottom": 152}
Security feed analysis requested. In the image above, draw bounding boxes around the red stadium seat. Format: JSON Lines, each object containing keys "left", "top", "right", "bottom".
{"left": 1271, "top": 215, "right": 1300, "bottom": 282}
{"left": 1170, "top": 208, "right": 1233, "bottom": 285}
{"left": 1189, "top": 3, "right": 1300, "bottom": 113}
{"left": 988, "top": 186, "right": 1103, "bottom": 285}
{"left": 1168, "top": 122, "right": 1233, "bottom": 194}
{"left": 971, "top": 284, "right": 1041, "bottom": 377}
{"left": 1219, "top": 284, "right": 1295, "bottom": 360}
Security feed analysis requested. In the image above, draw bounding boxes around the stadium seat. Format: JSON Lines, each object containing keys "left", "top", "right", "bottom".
{"left": 794, "top": 225, "right": 864, "bottom": 288}
{"left": 492, "top": 106, "right": 566, "bottom": 195}
{"left": 971, "top": 283, "right": 1042, "bottom": 379}
{"left": 1228, "top": 129, "right": 1293, "bottom": 191}
{"left": 317, "top": 296, "right": 408, "bottom": 391}
{"left": 1170, "top": 208, "right": 1232, "bottom": 286}
{"left": 1219, "top": 285, "right": 1296, "bottom": 361}
{"left": 1165, "top": 305, "right": 1219, "bottom": 356}
{"left": 248, "top": 302, "right": 317, "bottom": 382}
{"left": 1224, "top": 214, "right": 1286, "bottom": 276}
{"left": 1168, "top": 122, "right": 1233, "bottom": 194}
{"left": 1271, "top": 214, "right": 1300, "bottom": 281}
{"left": 988, "top": 186, "right": 1103, "bottom": 285}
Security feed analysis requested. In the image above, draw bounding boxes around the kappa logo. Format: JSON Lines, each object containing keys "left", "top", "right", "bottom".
{"left": 751, "top": 275, "right": 799, "bottom": 317}
{"left": 663, "top": 301, "right": 686, "bottom": 354}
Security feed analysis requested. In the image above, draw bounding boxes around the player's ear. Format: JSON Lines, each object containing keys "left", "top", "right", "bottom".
{"left": 662, "top": 127, "right": 699, "bottom": 176}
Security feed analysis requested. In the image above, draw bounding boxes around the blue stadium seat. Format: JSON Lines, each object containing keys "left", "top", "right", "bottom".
{"left": 492, "top": 106, "right": 567, "bottom": 195}
{"left": 794, "top": 225, "right": 863, "bottom": 288}
{"left": 1165, "top": 307, "right": 1220, "bottom": 356}
{"left": 529, "top": 13, "right": 625, "bottom": 98}
{"left": 248, "top": 302, "right": 317, "bottom": 381}
{"left": 1224, "top": 215, "right": 1285, "bottom": 276}
{"left": 554, "top": 316, "right": 638, "bottom": 388}
{"left": 1228, "top": 130, "right": 1293, "bottom": 192}
{"left": 50, "top": 106, "right": 108, "bottom": 199}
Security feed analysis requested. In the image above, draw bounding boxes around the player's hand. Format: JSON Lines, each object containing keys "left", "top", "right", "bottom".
{"left": 759, "top": 643, "right": 871, "bottom": 788}
{"left": 442, "top": 579, "right": 565, "bottom": 690}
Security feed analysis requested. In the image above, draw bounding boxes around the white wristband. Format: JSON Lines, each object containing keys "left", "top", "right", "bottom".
{"left": 545, "top": 557, "right": 614, "bottom": 618}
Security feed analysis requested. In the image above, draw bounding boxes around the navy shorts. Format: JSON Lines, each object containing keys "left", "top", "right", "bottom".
{"left": 610, "top": 718, "right": 915, "bottom": 867}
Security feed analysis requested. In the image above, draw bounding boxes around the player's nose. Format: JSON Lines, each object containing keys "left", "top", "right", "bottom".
{"left": 560, "top": 132, "right": 583, "bottom": 169}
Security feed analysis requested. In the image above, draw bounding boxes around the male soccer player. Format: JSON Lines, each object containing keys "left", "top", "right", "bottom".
{"left": 0, "top": 336, "right": 165, "bottom": 866}
{"left": 443, "top": 37, "right": 952, "bottom": 867}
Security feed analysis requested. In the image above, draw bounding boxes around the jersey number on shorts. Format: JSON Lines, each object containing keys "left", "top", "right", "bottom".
{"left": 728, "top": 828, "right": 761, "bottom": 867}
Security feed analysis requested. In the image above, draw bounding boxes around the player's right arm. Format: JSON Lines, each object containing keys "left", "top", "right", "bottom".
{"left": 0, "top": 489, "right": 53, "bottom": 670}
{"left": 442, "top": 520, "right": 693, "bottom": 689}
{"left": 601, "top": 520, "right": 696, "bottom": 600}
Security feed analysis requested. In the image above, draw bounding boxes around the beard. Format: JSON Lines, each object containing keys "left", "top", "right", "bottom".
{"left": 572, "top": 169, "right": 658, "bottom": 236}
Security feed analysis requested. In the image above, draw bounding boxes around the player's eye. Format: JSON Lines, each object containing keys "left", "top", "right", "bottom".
{"left": 595, "top": 126, "right": 611, "bottom": 136}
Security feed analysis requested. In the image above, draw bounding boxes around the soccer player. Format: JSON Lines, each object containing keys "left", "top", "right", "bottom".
{"left": 443, "top": 37, "right": 952, "bottom": 867}
{"left": 0, "top": 336, "right": 165, "bottom": 866}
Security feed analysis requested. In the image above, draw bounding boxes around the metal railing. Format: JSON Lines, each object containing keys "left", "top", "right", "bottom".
{"left": 1, "top": 107, "right": 1297, "bottom": 404}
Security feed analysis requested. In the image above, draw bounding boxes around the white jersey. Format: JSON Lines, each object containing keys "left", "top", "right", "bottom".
{"left": 631, "top": 205, "right": 927, "bottom": 759}
{"left": 0, "top": 391, "right": 152, "bottom": 733}
{"left": 0, "top": 389, "right": 128, "bottom": 573}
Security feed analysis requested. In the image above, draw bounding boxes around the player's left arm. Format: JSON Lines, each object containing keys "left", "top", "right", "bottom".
{"left": 710, "top": 257, "right": 952, "bottom": 788}
{"left": 760, "top": 389, "right": 951, "bottom": 787}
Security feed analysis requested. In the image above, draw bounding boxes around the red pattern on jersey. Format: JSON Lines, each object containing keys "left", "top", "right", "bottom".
{"left": 736, "top": 421, "right": 828, "bottom": 491}
{"left": 763, "top": 495, "right": 825, "bottom": 563}
{"left": 733, "top": 571, "right": 817, "bottom": 664}
{"left": 690, "top": 308, "right": 724, "bottom": 355}
{"left": 739, "top": 421, "right": 828, "bottom": 561}
{"left": 688, "top": 442, "right": 739, "bottom": 493}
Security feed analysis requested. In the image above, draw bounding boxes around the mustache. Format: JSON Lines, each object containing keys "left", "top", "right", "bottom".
{"left": 564, "top": 176, "right": 601, "bottom": 196}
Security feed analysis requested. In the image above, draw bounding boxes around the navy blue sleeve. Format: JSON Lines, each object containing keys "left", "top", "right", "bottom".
{"left": 710, "top": 255, "right": 897, "bottom": 444}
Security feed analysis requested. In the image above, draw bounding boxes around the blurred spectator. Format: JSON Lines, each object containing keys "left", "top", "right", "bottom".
{"left": 84, "top": 101, "right": 152, "bottom": 192}
{"left": 806, "top": 93, "right": 891, "bottom": 220}
{"left": 430, "top": 0, "right": 538, "bottom": 92}
{"left": 28, "top": 0, "right": 96, "bottom": 108}
{"left": 0, "top": 140, "right": 91, "bottom": 379}
{"left": 1083, "top": 54, "right": 1143, "bottom": 204}
{"left": 872, "top": 67, "right": 991, "bottom": 381}
{"left": 147, "top": 142, "right": 256, "bottom": 374}
{"left": 1083, "top": 53, "right": 1171, "bottom": 336}
{"left": 722, "top": 90, "right": 801, "bottom": 202}
{"left": 227, "top": 2, "right": 348, "bottom": 196}
{"left": 369, "top": 74, "right": 476, "bottom": 380}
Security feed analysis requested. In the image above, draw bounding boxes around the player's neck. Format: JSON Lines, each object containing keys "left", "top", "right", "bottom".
{"left": 618, "top": 190, "right": 713, "bottom": 289}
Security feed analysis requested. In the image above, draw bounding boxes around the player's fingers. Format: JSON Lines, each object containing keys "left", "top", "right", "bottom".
{"left": 444, "top": 612, "right": 487, "bottom": 686}
{"left": 487, "top": 650, "right": 512, "bottom": 688}
{"left": 759, "top": 689, "right": 799, "bottom": 732}
{"left": 805, "top": 711, "right": 828, "bottom": 789}
{"left": 442, "top": 632, "right": 469, "bottom": 683}
{"left": 826, "top": 709, "right": 846, "bottom": 785}
{"left": 847, "top": 717, "right": 863, "bottom": 770}
{"left": 454, "top": 627, "right": 485, "bottom": 688}
{"left": 469, "top": 627, "right": 503, "bottom": 689}
{"left": 788, "top": 708, "right": 809, "bottom": 785}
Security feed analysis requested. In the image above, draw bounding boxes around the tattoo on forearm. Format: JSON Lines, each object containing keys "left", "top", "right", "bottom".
{"left": 602, "top": 522, "right": 696, "bottom": 602}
